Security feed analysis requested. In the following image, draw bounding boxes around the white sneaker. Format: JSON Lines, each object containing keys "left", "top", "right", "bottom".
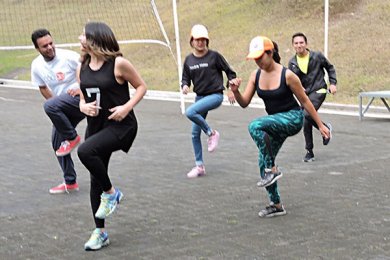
{"left": 84, "top": 228, "right": 109, "bottom": 251}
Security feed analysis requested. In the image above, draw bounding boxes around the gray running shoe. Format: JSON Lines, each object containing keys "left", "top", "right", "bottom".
{"left": 258, "top": 205, "right": 287, "bottom": 218}
{"left": 257, "top": 169, "right": 283, "bottom": 188}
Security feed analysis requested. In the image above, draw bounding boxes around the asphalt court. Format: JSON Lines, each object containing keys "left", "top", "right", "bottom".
{"left": 0, "top": 86, "right": 389, "bottom": 259}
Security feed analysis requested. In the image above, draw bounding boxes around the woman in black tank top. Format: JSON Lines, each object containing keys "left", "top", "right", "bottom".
{"left": 230, "top": 36, "right": 330, "bottom": 218}
{"left": 76, "top": 21, "right": 147, "bottom": 251}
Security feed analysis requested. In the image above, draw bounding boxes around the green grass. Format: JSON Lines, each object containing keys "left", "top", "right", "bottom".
{"left": 0, "top": 50, "right": 36, "bottom": 80}
{"left": 1, "top": 0, "right": 390, "bottom": 105}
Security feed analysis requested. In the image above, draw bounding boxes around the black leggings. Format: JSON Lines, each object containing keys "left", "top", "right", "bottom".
{"left": 78, "top": 127, "right": 132, "bottom": 228}
{"left": 303, "top": 91, "right": 327, "bottom": 150}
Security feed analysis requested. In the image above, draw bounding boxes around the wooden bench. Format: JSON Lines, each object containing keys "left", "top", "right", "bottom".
{"left": 359, "top": 91, "right": 390, "bottom": 120}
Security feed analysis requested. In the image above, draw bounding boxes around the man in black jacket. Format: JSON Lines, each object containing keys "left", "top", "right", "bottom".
{"left": 288, "top": 32, "right": 337, "bottom": 162}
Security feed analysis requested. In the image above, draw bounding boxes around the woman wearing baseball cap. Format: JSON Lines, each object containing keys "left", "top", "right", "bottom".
{"left": 229, "top": 36, "right": 330, "bottom": 217}
{"left": 181, "top": 24, "right": 239, "bottom": 178}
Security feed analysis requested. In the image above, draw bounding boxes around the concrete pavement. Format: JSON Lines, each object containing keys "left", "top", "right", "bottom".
{"left": 0, "top": 86, "right": 389, "bottom": 259}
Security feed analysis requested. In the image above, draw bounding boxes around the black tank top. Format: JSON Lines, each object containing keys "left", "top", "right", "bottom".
{"left": 255, "top": 67, "right": 300, "bottom": 115}
{"left": 80, "top": 58, "right": 137, "bottom": 139}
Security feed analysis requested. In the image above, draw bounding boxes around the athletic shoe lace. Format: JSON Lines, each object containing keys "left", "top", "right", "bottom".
{"left": 63, "top": 182, "right": 69, "bottom": 194}
{"left": 59, "top": 140, "right": 70, "bottom": 150}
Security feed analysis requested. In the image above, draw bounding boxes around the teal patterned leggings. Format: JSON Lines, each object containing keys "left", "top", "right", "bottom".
{"left": 248, "top": 109, "right": 304, "bottom": 204}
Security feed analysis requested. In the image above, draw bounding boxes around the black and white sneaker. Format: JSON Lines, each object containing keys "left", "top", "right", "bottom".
{"left": 323, "top": 122, "right": 332, "bottom": 145}
{"left": 257, "top": 169, "right": 283, "bottom": 188}
{"left": 258, "top": 205, "right": 287, "bottom": 218}
{"left": 303, "top": 150, "right": 315, "bottom": 162}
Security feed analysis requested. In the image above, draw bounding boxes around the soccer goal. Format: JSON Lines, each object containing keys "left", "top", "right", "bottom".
{"left": 0, "top": 0, "right": 185, "bottom": 113}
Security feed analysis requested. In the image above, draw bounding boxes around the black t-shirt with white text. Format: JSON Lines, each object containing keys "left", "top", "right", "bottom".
{"left": 181, "top": 50, "right": 236, "bottom": 95}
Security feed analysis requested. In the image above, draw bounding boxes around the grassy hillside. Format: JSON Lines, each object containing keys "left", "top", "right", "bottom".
{"left": 176, "top": 0, "right": 390, "bottom": 104}
{"left": 1, "top": 0, "right": 389, "bottom": 105}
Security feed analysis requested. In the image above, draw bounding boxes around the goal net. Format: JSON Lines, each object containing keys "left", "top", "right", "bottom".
{"left": 0, "top": 0, "right": 172, "bottom": 50}
{"left": 0, "top": 0, "right": 184, "bottom": 111}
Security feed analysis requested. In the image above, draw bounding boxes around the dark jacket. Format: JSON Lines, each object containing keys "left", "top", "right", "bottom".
{"left": 288, "top": 50, "right": 337, "bottom": 95}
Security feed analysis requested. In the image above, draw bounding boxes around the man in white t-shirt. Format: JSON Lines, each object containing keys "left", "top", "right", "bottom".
{"left": 31, "top": 28, "right": 85, "bottom": 194}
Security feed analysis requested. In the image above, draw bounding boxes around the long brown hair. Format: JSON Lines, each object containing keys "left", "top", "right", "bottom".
{"left": 81, "top": 21, "right": 122, "bottom": 67}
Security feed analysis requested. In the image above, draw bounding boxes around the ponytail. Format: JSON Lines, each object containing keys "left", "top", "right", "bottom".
{"left": 265, "top": 41, "right": 281, "bottom": 64}
{"left": 272, "top": 41, "right": 281, "bottom": 64}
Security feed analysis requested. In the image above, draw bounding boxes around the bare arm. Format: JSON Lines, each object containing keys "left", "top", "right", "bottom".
{"left": 286, "top": 69, "right": 330, "bottom": 138}
{"left": 109, "top": 56, "right": 147, "bottom": 121}
{"left": 229, "top": 70, "right": 256, "bottom": 108}
{"left": 39, "top": 86, "right": 53, "bottom": 100}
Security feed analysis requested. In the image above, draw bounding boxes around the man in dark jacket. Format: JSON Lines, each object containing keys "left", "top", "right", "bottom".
{"left": 288, "top": 32, "right": 337, "bottom": 162}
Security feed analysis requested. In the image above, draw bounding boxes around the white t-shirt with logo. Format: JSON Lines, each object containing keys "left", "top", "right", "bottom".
{"left": 31, "top": 48, "right": 80, "bottom": 96}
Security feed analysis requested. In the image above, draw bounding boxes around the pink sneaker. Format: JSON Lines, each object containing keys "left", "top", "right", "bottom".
{"left": 207, "top": 130, "right": 220, "bottom": 152}
{"left": 187, "top": 166, "right": 206, "bottom": 178}
{"left": 56, "top": 135, "right": 81, "bottom": 157}
{"left": 49, "top": 182, "right": 79, "bottom": 194}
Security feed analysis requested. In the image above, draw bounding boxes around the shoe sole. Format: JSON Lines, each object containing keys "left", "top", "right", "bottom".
{"left": 208, "top": 147, "right": 217, "bottom": 152}
{"left": 49, "top": 188, "right": 79, "bottom": 194}
{"left": 259, "top": 210, "right": 287, "bottom": 218}
{"left": 303, "top": 158, "right": 315, "bottom": 162}
{"left": 85, "top": 239, "right": 110, "bottom": 251}
{"left": 187, "top": 172, "right": 206, "bottom": 178}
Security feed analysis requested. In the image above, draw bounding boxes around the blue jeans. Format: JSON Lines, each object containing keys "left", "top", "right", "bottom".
{"left": 44, "top": 93, "right": 85, "bottom": 184}
{"left": 185, "top": 93, "right": 223, "bottom": 166}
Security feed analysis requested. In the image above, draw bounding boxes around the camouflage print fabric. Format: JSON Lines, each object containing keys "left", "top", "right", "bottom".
{"left": 248, "top": 109, "right": 304, "bottom": 204}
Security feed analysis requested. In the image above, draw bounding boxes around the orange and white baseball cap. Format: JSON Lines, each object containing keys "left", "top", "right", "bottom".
{"left": 190, "top": 24, "right": 209, "bottom": 40}
{"left": 246, "top": 36, "right": 274, "bottom": 59}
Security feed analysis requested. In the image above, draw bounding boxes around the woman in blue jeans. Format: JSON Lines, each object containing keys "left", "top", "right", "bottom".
{"left": 230, "top": 36, "right": 330, "bottom": 217}
{"left": 181, "top": 24, "right": 239, "bottom": 178}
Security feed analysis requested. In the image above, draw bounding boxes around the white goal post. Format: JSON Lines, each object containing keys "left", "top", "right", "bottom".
{"left": 0, "top": 0, "right": 185, "bottom": 113}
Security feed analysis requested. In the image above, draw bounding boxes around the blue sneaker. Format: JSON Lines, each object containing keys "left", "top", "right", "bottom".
{"left": 95, "top": 188, "right": 124, "bottom": 219}
{"left": 84, "top": 228, "right": 109, "bottom": 251}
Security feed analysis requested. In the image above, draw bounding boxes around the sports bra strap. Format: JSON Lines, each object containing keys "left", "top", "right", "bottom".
{"left": 255, "top": 67, "right": 287, "bottom": 91}
{"left": 255, "top": 69, "right": 261, "bottom": 89}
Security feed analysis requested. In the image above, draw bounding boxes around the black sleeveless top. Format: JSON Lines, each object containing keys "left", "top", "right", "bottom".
{"left": 80, "top": 58, "right": 137, "bottom": 151}
{"left": 255, "top": 67, "right": 300, "bottom": 115}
